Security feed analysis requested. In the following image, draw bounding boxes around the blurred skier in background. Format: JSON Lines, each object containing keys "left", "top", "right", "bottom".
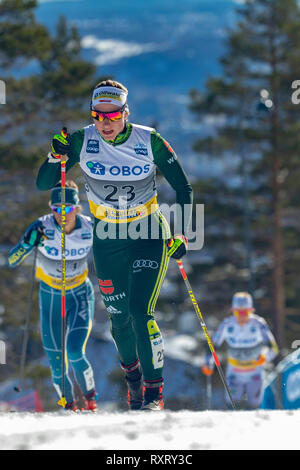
{"left": 8, "top": 181, "right": 98, "bottom": 412}
{"left": 202, "top": 292, "right": 279, "bottom": 409}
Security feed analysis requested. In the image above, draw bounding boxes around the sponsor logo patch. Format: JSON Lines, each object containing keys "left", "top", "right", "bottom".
{"left": 107, "top": 305, "right": 122, "bottom": 315}
{"left": 45, "top": 246, "right": 59, "bottom": 256}
{"left": 45, "top": 229, "right": 55, "bottom": 239}
{"left": 81, "top": 232, "right": 92, "bottom": 240}
{"left": 102, "top": 292, "right": 126, "bottom": 302}
{"left": 98, "top": 279, "right": 114, "bottom": 295}
{"left": 86, "top": 161, "right": 105, "bottom": 175}
{"left": 133, "top": 259, "right": 159, "bottom": 270}
{"left": 86, "top": 139, "right": 99, "bottom": 153}
{"left": 86, "top": 161, "right": 150, "bottom": 176}
{"left": 44, "top": 246, "right": 89, "bottom": 257}
{"left": 134, "top": 143, "right": 148, "bottom": 156}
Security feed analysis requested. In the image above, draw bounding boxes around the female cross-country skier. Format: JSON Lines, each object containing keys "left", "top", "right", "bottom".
{"left": 8, "top": 181, "right": 98, "bottom": 412}
{"left": 202, "top": 292, "right": 279, "bottom": 409}
{"left": 36, "top": 79, "right": 193, "bottom": 411}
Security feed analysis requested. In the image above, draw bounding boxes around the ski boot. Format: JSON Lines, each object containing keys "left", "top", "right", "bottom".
{"left": 141, "top": 379, "right": 164, "bottom": 411}
{"left": 121, "top": 359, "right": 144, "bottom": 410}
{"left": 64, "top": 400, "right": 79, "bottom": 412}
{"left": 85, "top": 391, "right": 99, "bottom": 412}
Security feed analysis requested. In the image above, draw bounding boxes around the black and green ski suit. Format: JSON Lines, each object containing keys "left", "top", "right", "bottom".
{"left": 36, "top": 122, "right": 193, "bottom": 389}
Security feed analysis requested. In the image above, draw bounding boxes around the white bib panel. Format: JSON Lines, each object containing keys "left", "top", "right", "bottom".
{"left": 79, "top": 124, "right": 158, "bottom": 221}
{"left": 36, "top": 214, "right": 93, "bottom": 289}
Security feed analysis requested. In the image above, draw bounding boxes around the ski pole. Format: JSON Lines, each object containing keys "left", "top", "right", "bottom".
{"left": 14, "top": 246, "right": 38, "bottom": 393}
{"left": 57, "top": 127, "right": 68, "bottom": 409}
{"left": 175, "top": 259, "right": 236, "bottom": 410}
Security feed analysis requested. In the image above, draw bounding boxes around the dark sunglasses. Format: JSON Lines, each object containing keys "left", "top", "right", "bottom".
{"left": 51, "top": 205, "right": 75, "bottom": 214}
{"left": 91, "top": 105, "right": 126, "bottom": 122}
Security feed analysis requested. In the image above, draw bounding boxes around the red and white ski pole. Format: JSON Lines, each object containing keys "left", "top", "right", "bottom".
{"left": 176, "top": 259, "right": 236, "bottom": 410}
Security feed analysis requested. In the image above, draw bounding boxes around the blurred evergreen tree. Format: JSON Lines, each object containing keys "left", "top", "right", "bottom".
{"left": 0, "top": 14, "right": 98, "bottom": 169}
{"left": 0, "top": 0, "right": 50, "bottom": 70}
{"left": 38, "top": 16, "right": 97, "bottom": 131}
{"left": 0, "top": 2, "right": 103, "bottom": 398}
{"left": 189, "top": 0, "right": 300, "bottom": 349}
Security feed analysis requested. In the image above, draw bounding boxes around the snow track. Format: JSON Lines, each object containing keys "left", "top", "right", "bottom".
{"left": 1, "top": 409, "right": 300, "bottom": 450}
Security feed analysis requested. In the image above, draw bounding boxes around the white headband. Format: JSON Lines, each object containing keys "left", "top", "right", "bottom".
{"left": 91, "top": 86, "right": 127, "bottom": 109}
{"left": 232, "top": 293, "right": 253, "bottom": 309}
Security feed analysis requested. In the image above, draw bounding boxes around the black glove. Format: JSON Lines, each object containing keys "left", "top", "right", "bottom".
{"left": 23, "top": 220, "right": 45, "bottom": 247}
{"left": 51, "top": 127, "right": 70, "bottom": 157}
{"left": 167, "top": 235, "right": 188, "bottom": 260}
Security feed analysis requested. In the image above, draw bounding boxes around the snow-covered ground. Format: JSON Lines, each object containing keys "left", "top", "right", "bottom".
{"left": 1, "top": 409, "right": 300, "bottom": 451}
